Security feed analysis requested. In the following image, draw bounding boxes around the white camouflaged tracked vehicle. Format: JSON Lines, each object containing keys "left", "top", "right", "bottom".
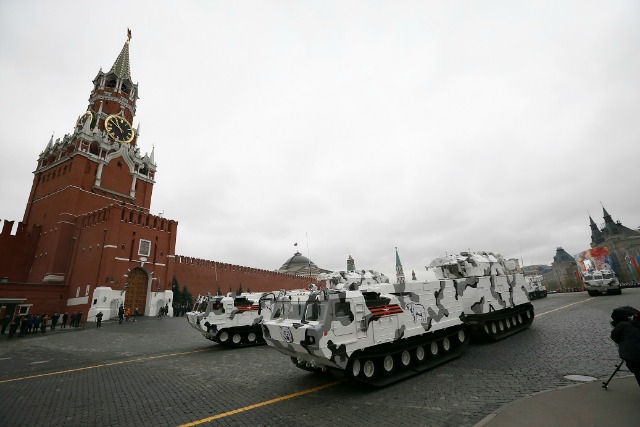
{"left": 427, "top": 251, "right": 534, "bottom": 341}
{"left": 583, "top": 269, "right": 621, "bottom": 296}
{"left": 261, "top": 270, "right": 470, "bottom": 386}
{"left": 262, "top": 251, "right": 535, "bottom": 385}
{"left": 186, "top": 292, "right": 278, "bottom": 347}
{"left": 523, "top": 275, "right": 547, "bottom": 300}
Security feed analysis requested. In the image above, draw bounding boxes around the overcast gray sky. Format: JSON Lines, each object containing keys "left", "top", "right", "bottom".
{"left": 1, "top": 1, "right": 639, "bottom": 279}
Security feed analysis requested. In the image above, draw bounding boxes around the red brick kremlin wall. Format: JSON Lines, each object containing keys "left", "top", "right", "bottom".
{"left": 0, "top": 283, "right": 66, "bottom": 315}
{"left": 173, "top": 256, "right": 313, "bottom": 297}
{"left": 0, "top": 220, "right": 41, "bottom": 283}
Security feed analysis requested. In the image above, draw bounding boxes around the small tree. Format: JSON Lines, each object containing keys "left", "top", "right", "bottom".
{"left": 246, "top": 287, "right": 251, "bottom": 293}
{"left": 181, "top": 285, "right": 193, "bottom": 308}
{"left": 236, "top": 283, "right": 243, "bottom": 296}
{"left": 172, "top": 276, "right": 182, "bottom": 305}
{"left": 216, "top": 286, "right": 222, "bottom": 296}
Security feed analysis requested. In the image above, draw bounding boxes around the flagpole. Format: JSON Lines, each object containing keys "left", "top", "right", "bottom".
{"left": 306, "top": 232, "right": 311, "bottom": 279}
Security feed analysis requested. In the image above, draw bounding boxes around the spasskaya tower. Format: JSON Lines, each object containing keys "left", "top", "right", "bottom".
{"left": 0, "top": 30, "right": 177, "bottom": 322}
{"left": 23, "top": 30, "right": 162, "bottom": 287}
{"left": 0, "top": 30, "right": 308, "bottom": 321}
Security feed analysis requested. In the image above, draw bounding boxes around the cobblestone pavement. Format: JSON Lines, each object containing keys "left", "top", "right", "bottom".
{"left": 1, "top": 289, "right": 639, "bottom": 427}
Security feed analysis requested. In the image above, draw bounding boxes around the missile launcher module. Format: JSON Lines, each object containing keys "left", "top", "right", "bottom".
{"left": 186, "top": 292, "right": 278, "bottom": 347}
{"left": 427, "top": 251, "right": 534, "bottom": 340}
{"left": 261, "top": 270, "right": 469, "bottom": 386}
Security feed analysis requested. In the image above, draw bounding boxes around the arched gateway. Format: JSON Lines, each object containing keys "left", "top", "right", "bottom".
{"left": 125, "top": 268, "right": 149, "bottom": 314}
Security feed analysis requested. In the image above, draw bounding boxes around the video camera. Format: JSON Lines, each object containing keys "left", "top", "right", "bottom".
{"left": 610, "top": 306, "right": 639, "bottom": 327}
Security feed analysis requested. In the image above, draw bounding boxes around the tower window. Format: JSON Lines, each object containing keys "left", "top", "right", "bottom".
{"left": 106, "top": 80, "right": 116, "bottom": 89}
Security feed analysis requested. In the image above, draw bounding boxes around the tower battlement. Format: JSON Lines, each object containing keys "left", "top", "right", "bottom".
{"left": 75, "top": 204, "right": 177, "bottom": 232}
{"left": 0, "top": 220, "right": 40, "bottom": 238}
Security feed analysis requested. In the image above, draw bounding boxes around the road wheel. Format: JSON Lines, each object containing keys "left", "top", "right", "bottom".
{"left": 430, "top": 341, "right": 439, "bottom": 357}
{"left": 247, "top": 332, "right": 257, "bottom": 342}
{"left": 363, "top": 360, "right": 375, "bottom": 378}
{"left": 383, "top": 355, "right": 394, "bottom": 373}
{"left": 442, "top": 337, "right": 451, "bottom": 352}
{"left": 505, "top": 318, "right": 511, "bottom": 328}
{"left": 219, "top": 331, "right": 229, "bottom": 342}
{"left": 351, "top": 358, "right": 361, "bottom": 377}
{"left": 400, "top": 350, "right": 411, "bottom": 367}
{"left": 232, "top": 334, "right": 242, "bottom": 344}
{"left": 415, "top": 346, "right": 425, "bottom": 362}
{"left": 483, "top": 324, "right": 489, "bottom": 334}
{"left": 490, "top": 322, "right": 497, "bottom": 335}
{"left": 458, "top": 330, "right": 466, "bottom": 343}
{"left": 517, "top": 314, "right": 523, "bottom": 324}
{"left": 498, "top": 320, "right": 505, "bottom": 332}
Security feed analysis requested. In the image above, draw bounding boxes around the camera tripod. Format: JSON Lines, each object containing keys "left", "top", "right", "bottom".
{"left": 602, "top": 359, "right": 625, "bottom": 390}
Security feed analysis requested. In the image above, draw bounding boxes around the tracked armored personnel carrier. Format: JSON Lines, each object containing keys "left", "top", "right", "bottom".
{"left": 584, "top": 269, "right": 621, "bottom": 296}
{"left": 524, "top": 275, "right": 547, "bottom": 300}
{"left": 261, "top": 270, "right": 469, "bottom": 386}
{"left": 427, "top": 251, "right": 534, "bottom": 341}
{"left": 186, "top": 292, "right": 277, "bottom": 347}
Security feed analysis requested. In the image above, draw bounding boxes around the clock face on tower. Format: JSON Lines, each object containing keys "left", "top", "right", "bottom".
{"left": 105, "top": 115, "right": 134, "bottom": 143}
{"left": 76, "top": 111, "right": 93, "bottom": 129}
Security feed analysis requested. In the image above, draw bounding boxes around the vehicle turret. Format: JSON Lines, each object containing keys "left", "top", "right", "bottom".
{"left": 426, "top": 251, "right": 534, "bottom": 341}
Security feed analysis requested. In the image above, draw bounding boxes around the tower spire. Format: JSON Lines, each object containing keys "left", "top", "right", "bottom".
{"left": 589, "top": 214, "right": 604, "bottom": 246}
{"left": 109, "top": 29, "right": 132, "bottom": 80}
{"left": 395, "top": 247, "right": 405, "bottom": 284}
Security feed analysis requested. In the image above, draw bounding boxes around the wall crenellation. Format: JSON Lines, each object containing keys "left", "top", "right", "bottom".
{"left": 1, "top": 219, "right": 37, "bottom": 237}
{"left": 175, "top": 255, "right": 302, "bottom": 278}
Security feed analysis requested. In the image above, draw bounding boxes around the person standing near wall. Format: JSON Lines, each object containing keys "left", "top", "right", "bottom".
{"left": 96, "top": 311, "right": 103, "bottom": 328}
{"left": 51, "top": 312, "right": 59, "bottom": 331}
{"left": 8, "top": 316, "right": 20, "bottom": 339}
{"left": 1, "top": 314, "right": 10, "bottom": 335}
{"left": 40, "top": 313, "right": 48, "bottom": 333}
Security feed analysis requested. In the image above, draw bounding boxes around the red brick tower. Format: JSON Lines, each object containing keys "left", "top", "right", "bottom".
{"left": 24, "top": 31, "right": 158, "bottom": 286}
{"left": 3, "top": 31, "right": 178, "bottom": 319}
